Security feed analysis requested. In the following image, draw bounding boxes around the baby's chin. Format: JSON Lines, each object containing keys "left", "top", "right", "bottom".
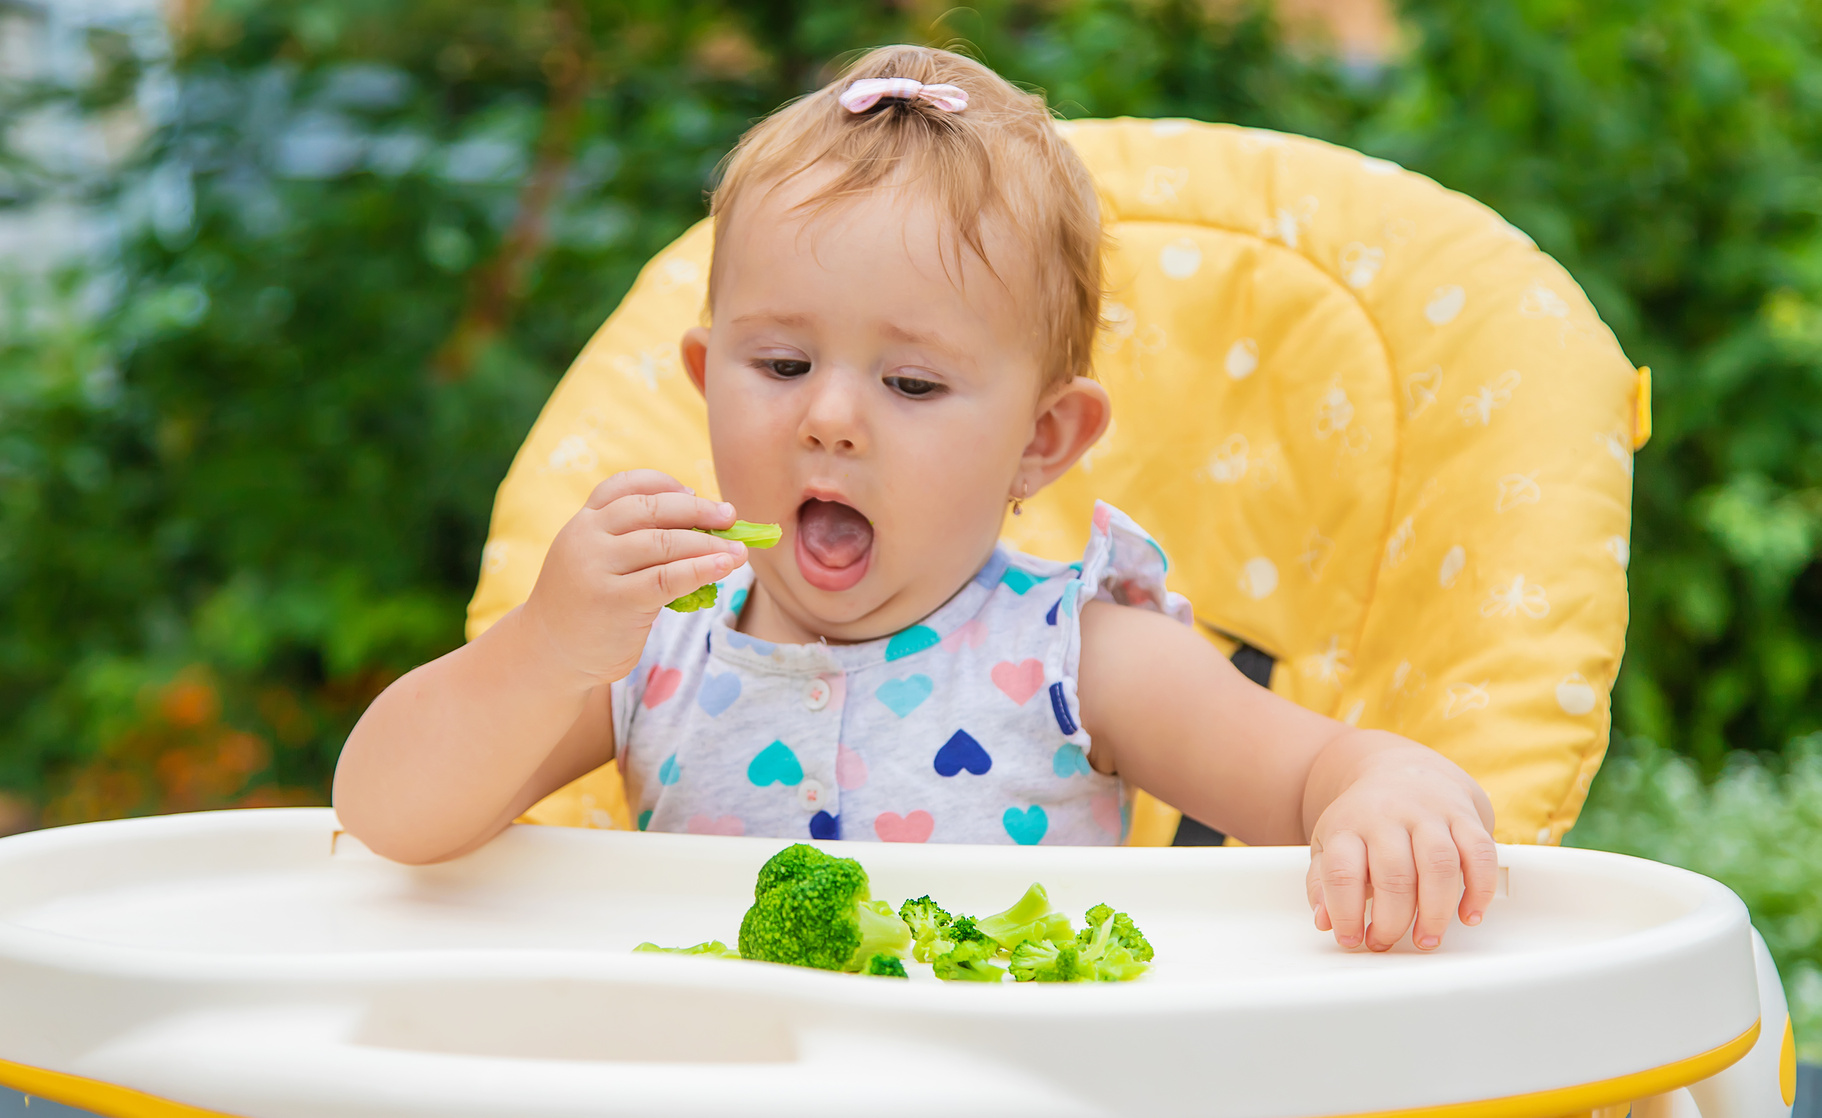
{"left": 748, "top": 549, "right": 935, "bottom": 643}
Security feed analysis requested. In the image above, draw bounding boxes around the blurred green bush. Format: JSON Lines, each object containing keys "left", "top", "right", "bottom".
{"left": 3, "top": 0, "right": 1821, "bottom": 826}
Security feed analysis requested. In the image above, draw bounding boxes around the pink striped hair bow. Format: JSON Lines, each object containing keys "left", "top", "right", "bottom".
{"left": 838, "top": 78, "right": 969, "bottom": 115}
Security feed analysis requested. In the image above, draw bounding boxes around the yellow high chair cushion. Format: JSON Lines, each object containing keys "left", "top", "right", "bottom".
{"left": 468, "top": 118, "right": 1641, "bottom": 847}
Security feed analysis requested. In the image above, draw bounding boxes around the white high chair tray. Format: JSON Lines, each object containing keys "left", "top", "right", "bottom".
{"left": 0, "top": 808, "right": 1764, "bottom": 1118}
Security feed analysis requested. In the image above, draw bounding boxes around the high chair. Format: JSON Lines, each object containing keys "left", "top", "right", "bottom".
{"left": 458, "top": 117, "right": 1794, "bottom": 1114}
{"left": 0, "top": 120, "right": 1792, "bottom": 1118}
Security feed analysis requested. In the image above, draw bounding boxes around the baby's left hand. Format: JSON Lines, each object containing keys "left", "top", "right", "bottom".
{"left": 1304, "top": 735, "right": 1498, "bottom": 953}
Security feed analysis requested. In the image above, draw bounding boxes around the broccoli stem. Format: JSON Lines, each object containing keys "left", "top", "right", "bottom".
{"left": 843, "top": 898, "right": 912, "bottom": 972}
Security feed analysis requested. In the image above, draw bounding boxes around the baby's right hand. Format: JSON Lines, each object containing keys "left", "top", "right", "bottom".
{"left": 521, "top": 469, "right": 746, "bottom": 685}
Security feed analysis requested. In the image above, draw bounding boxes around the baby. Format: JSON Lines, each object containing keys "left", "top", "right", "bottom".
{"left": 335, "top": 45, "right": 1497, "bottom": 953}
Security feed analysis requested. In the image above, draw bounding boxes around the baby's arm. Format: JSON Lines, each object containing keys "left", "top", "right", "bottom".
{"left": 1077, "top": 601, "right": 1497, "bottom": 952}
{"left": 332, "top": 471, "right": 746, "bottom": 864}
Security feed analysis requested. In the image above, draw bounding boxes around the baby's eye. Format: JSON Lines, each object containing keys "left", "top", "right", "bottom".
{"left": 885, "top": 375, "right": 944, "bottom": 399}
{"left": 759, "top": 358, "right": 811, "bottom": 378}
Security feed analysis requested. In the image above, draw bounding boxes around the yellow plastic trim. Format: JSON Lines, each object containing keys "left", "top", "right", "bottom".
{"left": 1633, "top": 366, "right": 1652, "bottom": 449}
{"left": 1330, "top": 1019, "right": 1758, "bottom": 1118}
{"left": 1782, "top": 1014, "right": 1798, "bottom": 1106}
{"left": 0, "top": 1057, "right": 243, "bottom": 1118}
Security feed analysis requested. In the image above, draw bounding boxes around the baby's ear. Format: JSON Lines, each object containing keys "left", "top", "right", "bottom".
{"left": 680, "top": 327, "right": 711, "bottom": 397}
{"left": 1022, "top": 376, "right": 1112, "bottom": 488}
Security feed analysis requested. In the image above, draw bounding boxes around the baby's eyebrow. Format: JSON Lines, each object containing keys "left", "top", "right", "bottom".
{"left": 730, "top": 311, "right": 814, "bottom": 330}
{"left": 880, "top": 322, "right": 964, "bottom": 359}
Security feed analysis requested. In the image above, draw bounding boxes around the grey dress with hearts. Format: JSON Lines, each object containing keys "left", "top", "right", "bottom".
{"left": 611, "top": 501, "right": 1191, "bottom": 846}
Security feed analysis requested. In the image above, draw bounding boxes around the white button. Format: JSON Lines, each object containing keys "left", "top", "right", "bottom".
{"left": 797, "top": 779, "right": 829, "bottom": 813}
{"left": 803, "top": 678, "right": 831, "bottom": 712}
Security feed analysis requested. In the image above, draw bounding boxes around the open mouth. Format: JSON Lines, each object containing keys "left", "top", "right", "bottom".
{"left": 795, "top": 498, "right": 874, "bottom": 592}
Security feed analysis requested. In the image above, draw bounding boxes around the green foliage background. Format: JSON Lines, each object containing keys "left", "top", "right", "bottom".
{"left": 4, "top": 0, "right": 1822, "bottom": 1053}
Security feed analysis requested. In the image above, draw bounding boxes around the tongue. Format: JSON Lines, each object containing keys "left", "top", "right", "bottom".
{"left": 799, "top": 500, "right": 874, "bottom": 569}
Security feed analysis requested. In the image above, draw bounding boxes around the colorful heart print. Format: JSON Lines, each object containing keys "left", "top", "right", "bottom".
{"left": 637, "top": 809, "right": 653, "bottom": 831}
{"left": 933, "top": 729, "right": 992, "bottom": 776}
{"left": 874, "top": 810, "right": 934, "bottom": 843}
{"left": 990, "top": 659, "right": 1045, "bottom": 706}
{"left": 809, "top": 811, "right": 841, "bottom": 840}
{"left": 1052, "top": 743, "right": 1092, "bottom": 778}
{"left": 642, "top": 666, "right": 682, "bottom": 708}
{"left": 747, "top": 740, "right": 804, "bottom": 786}
{"left": 941, "top": 618, "right": 988, "bottom": 653}
{"left": 728, "top": 586, "right": 749, "bottom": 614}
{"left": 1048, "top": 682, "right": 1078, "bottom": 736}
{"left": 658, "top": 753, "right": 681, "bottom": 785}
{"left": 1090, "top": 794, "right": 1122, "bottom": 837}
{"left": 999, "top": 567, "right": 1040, "bottom": 595}
{"left": 1002, "top": 804, "right": 1048, "bottom": 845}
{"left": 886, "top": 625, "right": 940, "bottom": 661}
{"left": 696, "top": 671, "right": 741, "bottom": 717}
{"left": 835, "top": 743, "right": 869, "bottom": 790}
{"left": 687, "top": 813, "right": 744, "bottom": 836}
{"left": 875, "top": 674, "right": 934, "bottom": 718}
{"left": 723, "top": 629, "right": 777, "bottom": 656}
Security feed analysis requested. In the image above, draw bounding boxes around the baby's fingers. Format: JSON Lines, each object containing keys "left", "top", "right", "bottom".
{"left": 1454, "top": 817, "right": 1500, "bottom": 928}
{"left": 1363, "top": 833, "right": 1417, "bottom": 952}
{"left": 638, "top": 551, "right": 743, "bottom": 609}
{"left": 1315, "top": 831, "right": 1368, "bottom": 948}
{"left": 585, "top": 469, "right": 692, "bottom": 511}
{"left": 1410, "top": 824, "right": 1462, "bottom": 951}
{"left": 606, "top": 529, "right": 745, "bottom": 577}
{"left": 600, "top": 490, "right": 737, "bottom": 536}
{"left": 1305, "top": 856, "right": 1331, "bottom": 932}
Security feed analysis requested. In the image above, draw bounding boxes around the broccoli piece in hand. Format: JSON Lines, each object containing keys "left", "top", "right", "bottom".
{"left": 705, "top": 520, "right": 783, "bottom": 547}
{"left": 633, "top": 940, "right": 740, "bottom": 959}
{"left": 898, "top": 895, "right": 955, "bottom": 963}
{"left": 664, "top": 521, "right": 782, "bottom": 611}
{"left": 930, "top": 916, "right": 1007, "bottom": 983}
{"left": 978, "top": 883, "right": 1074, "bottom": 954}
{"left": 664, "top": 583, "right": 719, "bottom": 613}
{"left": 737, "top": 844, "right": 911, "bottom": 972}
{"left": 863, "top": 953, "right": 909, "bottom": 978}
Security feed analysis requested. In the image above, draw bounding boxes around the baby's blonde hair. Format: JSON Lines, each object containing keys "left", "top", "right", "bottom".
{"left": 707, "top": 45, "right": 1104, "bottom": 388}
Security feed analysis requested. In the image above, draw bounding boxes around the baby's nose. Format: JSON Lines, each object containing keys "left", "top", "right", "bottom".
{"left": 798, "top": 372, "right": 867, "bottom": 453}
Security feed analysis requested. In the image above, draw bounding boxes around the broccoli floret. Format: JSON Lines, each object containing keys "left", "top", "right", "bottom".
{"left": 1076, "top": 904, "right": 1153, "bottom": 963}
{"left": 898, "top": 895, "right": 955, "bottom": 963}
{"left": 632, "top": 940, "right": 740, "bottom": 958}
{"left": 978, "top": 883, "right": 1074, "bottom": 953}
{"left": 1073, "top": 904, "right": 1151, "bottom": 982}
{"left": 1008, "top": 938, "right": 1092, "bottom": 982}
{"left": 753, "top": 841, "right": 836, "bottom": 897}
{"left": 863, "top": 953, "right": 909, "bottom": 978}
{"left": 737, "top": 844, "right": 911, "bottom": 972}
{"left": 1111, "top": 912, "right": 1154, "bottom": 963}
{"left": 930, "top": 916, "right": 1007, "bottom": 982}
{"left": 1091, "top": 945, "right": 1150, "bottom": 982}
